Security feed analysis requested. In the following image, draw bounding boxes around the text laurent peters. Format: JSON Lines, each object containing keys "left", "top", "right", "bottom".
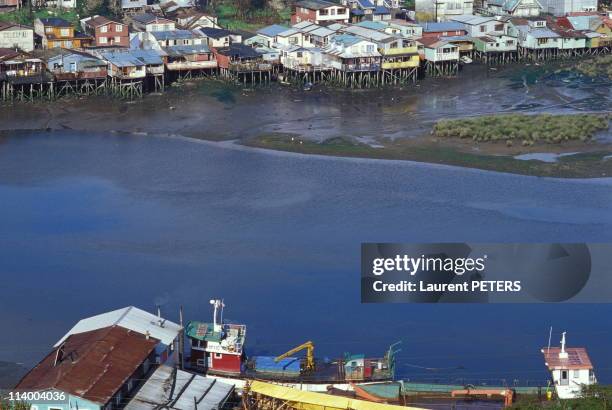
{"left": 372, "top": 280, "right": 522, "bottom": 292}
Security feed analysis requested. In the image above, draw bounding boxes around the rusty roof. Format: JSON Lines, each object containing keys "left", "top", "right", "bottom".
{"left": 16, "top": 326, "right": 158, "bottom": 404}
{"left": 541, "top": 347, "right": 593, "bottom": 370}
{"left": 85, "top": 15, "right": 122, "bottom": 28}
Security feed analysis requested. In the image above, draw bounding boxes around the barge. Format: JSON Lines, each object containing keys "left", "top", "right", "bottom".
{"left": 184, "top": 299, "right": 398, "bottom": 392}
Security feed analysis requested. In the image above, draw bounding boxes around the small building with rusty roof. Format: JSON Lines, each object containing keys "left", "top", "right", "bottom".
{"left": 54, "top": 306, "right": 182, "bottom": 365}
{"left": 541, "top": 332, "right": 596, "bottom": 399}
{"left": 15, "top": 326, "right": 159, "bottom": 410}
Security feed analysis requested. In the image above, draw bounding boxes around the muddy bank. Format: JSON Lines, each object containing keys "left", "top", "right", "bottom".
{"left": 0, "top": 63, "right": 610, "bottom": 177}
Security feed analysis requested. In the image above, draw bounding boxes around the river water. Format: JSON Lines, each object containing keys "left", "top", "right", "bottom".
{"left": 1, "top": 130, "right": 612, "bottom": 386}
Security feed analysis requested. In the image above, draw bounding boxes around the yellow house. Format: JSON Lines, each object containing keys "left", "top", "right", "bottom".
{"left": 34, "top": 17, "right": 92, "bottom": 49}
{"left": 565, "top": 15, "right": 612, "bottom": 49}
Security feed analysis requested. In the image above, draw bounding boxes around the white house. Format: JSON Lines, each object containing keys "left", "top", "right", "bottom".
{"left": 132, "top": 13, "right": 177, "bottom": 32}
{"left": 485, "top": 0, "right": 543, "bottom": 17}
{"left": 415, "top": 0, "right": 474, "bottom": 21}
{"left": 0, "top": 22, "right": 34, "bottom": 51}
{"left": 542, "top": 332, "right": 596, "bottom": 399}
{"left": 55, "top": 306, "right": 183, "bottom": 365}
{"left": 538, "top": 0, "right": 598, "bottom": 16}
{"left": 450, "top": 15, "right": 508, "bottom": 36}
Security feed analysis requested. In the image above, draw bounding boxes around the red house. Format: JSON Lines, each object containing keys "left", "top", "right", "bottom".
{"left": 291, "top": 0, "right": 349, "bottom": 26}
{"left": 80, "top": 15, "right": 129, "bottom": 47}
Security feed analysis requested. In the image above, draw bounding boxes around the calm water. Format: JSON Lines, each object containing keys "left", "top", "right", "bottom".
{"left": 1, "top": 131, "right": 612, "bottom": 386}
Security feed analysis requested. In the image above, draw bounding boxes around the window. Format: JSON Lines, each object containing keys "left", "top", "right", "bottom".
{"left": 330, "top": 8, "right": 335, "bottom": 15}
{"left": 573, "top": 370, "right": 580, "bottom": 378}
{"left": 296, "top": 51, "right": 303, "bottom": 57}
{"left": 495, "top": 23, "right": 504, "bottom": 31}
{"left": 63, "top": 40, "right": 72, "bottom": 47}
{"left": 99, "top": 36, "right": 107, "bottom": 44}
{"left": 101, "top": 25, "right": 108, "bottom": 33}
{"left": 319, "top": 9, "right": 328, "bottom": 15}
{"left": 60, "top": 28, "right": 70, "bottom": 37}
{"left": 115, "top": 24, "right": 122, "bottom": 32}
{"left": 115, "top": 36, "right": 121, "bottom": 43}
{"left": 480, "top": 25, "right": 485, "bottom": 32}
{"left": 537, "top": 38, "right": 548, "bottom": 45}
{"left": 214, "top": 352, "right": 223, "bottom": 359}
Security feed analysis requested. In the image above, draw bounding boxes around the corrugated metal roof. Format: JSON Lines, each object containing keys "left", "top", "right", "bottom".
{"left": 419, "top": 21, "right": 466, "bottom": 33}
{"left": 152, "top": 29, "right": 202, "bottom": 41}
{"left": 295, "top": 0, "right": 339, "bottom": 10}
{"left": 54, "top": 306, "right": 181, "bottom": 347}
{"left": 17, "top": 326, "right": 158, "bottom": 405}
{"left": 258, "top": 24, "right": 290, "bottom": 37}
{"left": 164, "top": 44, "right": 211, "bottom": 56}
{"left": 125, "top": 365, "right": 234, "bottom": 410}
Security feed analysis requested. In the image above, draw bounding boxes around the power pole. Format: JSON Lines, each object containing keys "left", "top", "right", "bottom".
{"left": 179, "top": 305, "right": 185, "bottom": 370}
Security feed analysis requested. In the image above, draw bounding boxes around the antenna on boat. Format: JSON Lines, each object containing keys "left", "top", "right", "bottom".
{"left": 547, "top": 326, "right": 552, "bottom": 355}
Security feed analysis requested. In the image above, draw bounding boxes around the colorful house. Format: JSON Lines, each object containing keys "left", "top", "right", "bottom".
{"left": 419, "top": 21, "right": 468, "bottom": 38}
{"left": 291, "top": 0, "right": 350, "bottom": 26}
{"left": 80, "top": 15, "right": 129, "bottom": 48}
{"left": 322, "top": 33, "right": 382, "bottom": 71}
{"left": 47, "top": 49, "right": 108, "bottom": 80}
{"left": 34, "top": 18, "right": 92, "bottom": 49}
{"left": 0, "top": 48, "right": 44, "bottom": 79}
{"left": 341, "top": 24, "right": 420, "bottom": 71}
{"left": 15, "top": 326, "right": 159, "bottom": 410}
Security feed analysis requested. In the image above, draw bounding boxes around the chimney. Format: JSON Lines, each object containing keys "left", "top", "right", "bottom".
{"left": 559, "top": 331, "right": 568, "bottom": 359}
{"left": 145, "top": 330, "right": 151, "bottom": 340}
{"left": 157, "top": 305, "right": 161, "bottom": 318}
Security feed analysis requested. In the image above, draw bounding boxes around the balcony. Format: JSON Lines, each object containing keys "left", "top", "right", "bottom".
{"left": 342, "top": 63, "right": 380, "bottom": 72}
{"left": 383, "top": 46, "right": 419, "bottom": 56}
{"left": 229, "top": 62, "right": 272, "bottom": 72}
{"left": 166, "top": 60, "right": 217, "bottom": 71}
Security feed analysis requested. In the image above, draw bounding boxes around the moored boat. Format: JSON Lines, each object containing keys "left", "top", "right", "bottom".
{"left": 184, "top": 299, "right": 398, "bottom": 392}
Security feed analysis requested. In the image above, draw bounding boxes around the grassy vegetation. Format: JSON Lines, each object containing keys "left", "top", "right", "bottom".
{"left": 512, "top": 385, "right": 612, "bottom": 409}
{"left": 574, "top": 55, "right": 612, "bottom": 80}
{"left": 0, "top": 7, "right": 80, "bottom": 26}
{"left": 433, "top": 114, "right": 610, "bottom": 146}
{"left": 244, "top": 133, "right": 612, "bottom": 178}
{"left": 214, "top": 0, "right": 290, "bottom": 31}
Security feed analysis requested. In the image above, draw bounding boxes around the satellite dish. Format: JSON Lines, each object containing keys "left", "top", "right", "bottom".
{"left": 209, "top": 299, "right": 215, "bottom": 304}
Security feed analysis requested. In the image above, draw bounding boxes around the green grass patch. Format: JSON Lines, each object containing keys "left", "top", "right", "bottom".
{"left": 0, "top": 8, "right": 80, "bottom": 26}
{"left": 433, "top": 114, "right": 610, "bottom": 146}
{"left": 245, "top": 133, "right": 612, "bottom": 178}
{"left": 574, "top": 55, "right": 612, "bottom": 79}
{"left": 512, "top": 385, "right": 612, "bottom": 409}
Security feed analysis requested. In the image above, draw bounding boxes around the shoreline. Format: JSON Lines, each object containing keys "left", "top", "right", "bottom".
{"left": 3, "top": 125, "right": 612, "bottom": 179}
{"left": 1, "top": 64, "right": 610, "bottom": 179}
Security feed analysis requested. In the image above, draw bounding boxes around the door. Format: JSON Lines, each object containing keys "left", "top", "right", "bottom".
{"left": 560, "top": 369, "right": 569, "bottom": 385}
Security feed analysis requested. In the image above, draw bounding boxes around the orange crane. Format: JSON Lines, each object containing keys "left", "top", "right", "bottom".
{"left": 274, "top": 341, "right": 315, "bottom": 371}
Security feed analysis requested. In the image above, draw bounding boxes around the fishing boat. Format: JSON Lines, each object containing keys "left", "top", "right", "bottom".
{"left": 184, "top": 299, "right": 398, "bottom": 392}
